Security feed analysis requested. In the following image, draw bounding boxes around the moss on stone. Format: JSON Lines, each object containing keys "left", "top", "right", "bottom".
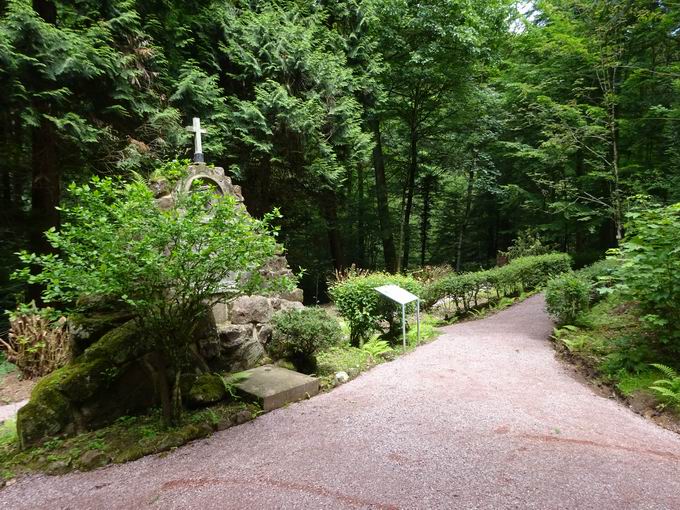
{"left": 81, "top": 320, "right": 147, "bottom": 365}
{"left": 188, "top": 373, "right": 226, "bottom": 407}
{"left": 16, "top": 320, "right": 147, "bottom": 448}
{"left": 59, "top": 358, "right": 113, "bottom": 403}
{"left": 69, "top": 311, "right": 134, "bottom": 354}
{"left": 17, "top": 370, "right": 73, "bottom": 448}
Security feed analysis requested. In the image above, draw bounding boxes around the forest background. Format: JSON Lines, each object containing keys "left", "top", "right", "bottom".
{"left": 1, "top": 0, "right": 678, "bottom": 325}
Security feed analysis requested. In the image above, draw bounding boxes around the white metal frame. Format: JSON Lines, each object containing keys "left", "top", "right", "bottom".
{"left": 374, "top": 284, "right": 420, "bottom": 350}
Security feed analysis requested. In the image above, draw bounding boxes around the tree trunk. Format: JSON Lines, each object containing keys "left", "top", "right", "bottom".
{"left": 369, "top": 117, "right": 397, "bottom": 272}
{"left": 420, "top": 175, "right": 432, "bottom": 267}
{"left": 356, "top": 163, "right": 366, "bottom": 267}
{"left": 28, "top": 0, "right": 60, "bottom": 303}
{"left": 609, "top": 98, "right": 623, "bottom": 243}
{"left": 322, "top": 193, "right": 344, "bottom": 271}
{"left": 401, "top": 126, "right": 418, "bottom": 271}
{"left": 456, "top": 167, "right": 475, "bottom": 272}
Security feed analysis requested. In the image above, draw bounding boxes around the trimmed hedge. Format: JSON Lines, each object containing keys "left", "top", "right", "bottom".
{"left": 329, "top": 273, "right": 423, "bottom": 345}
{"left": 424, "top": 253, "right": 572, "bottom": 314}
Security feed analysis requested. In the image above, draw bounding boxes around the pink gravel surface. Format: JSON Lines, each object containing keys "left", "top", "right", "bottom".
{"left": 2, "top": 294, "right": 680, "bottom": 509}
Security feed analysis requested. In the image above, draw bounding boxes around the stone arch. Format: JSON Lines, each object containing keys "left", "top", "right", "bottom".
{"left": 176, "top": 163, "right": 244, "bottom": 204}
{"left": 186, "top": 175, "right": 225, "bottom": 196}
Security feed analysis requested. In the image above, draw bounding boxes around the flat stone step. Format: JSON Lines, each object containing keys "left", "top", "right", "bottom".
{"left": 234, "top": 365, "right": 319, "bottom": 412}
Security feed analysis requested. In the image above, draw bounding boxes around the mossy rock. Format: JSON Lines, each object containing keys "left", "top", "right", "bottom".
{"left": 16, "top": 320, "right": 149, "bottom": 448}
{"left": 69, "top": 311, "right": 134, "bottom": 355}
{"left": 17, "top": 370, "right": 74, "bottom": 449}
{"left": 81, "top": 320, "right": 148, "bottom": 365}
{"left": 59, "top": 358, "right": 115, "bottom": 403}
{"left": 187, "top": 374, "right": 226, "bottom": 407}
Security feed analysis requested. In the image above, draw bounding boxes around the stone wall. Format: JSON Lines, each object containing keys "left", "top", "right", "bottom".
{"left": 201, "top": 294, "right": 303, "bottom": 372}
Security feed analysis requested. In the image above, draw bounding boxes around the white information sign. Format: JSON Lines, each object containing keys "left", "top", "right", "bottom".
{"left": 374, "top": 285, "right": 421, "bottom": 350}
{"left": 374, "top": 285, "right": 419, "bottom": 305}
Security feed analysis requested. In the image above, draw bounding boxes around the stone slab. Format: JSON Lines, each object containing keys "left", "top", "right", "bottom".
{"left": 235, "top": 365, "right": 319, "bottom": 412}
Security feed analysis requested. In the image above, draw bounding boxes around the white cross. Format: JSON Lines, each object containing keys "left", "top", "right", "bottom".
{"left": 186, "top": 117, "right": 207, "bottom": 163}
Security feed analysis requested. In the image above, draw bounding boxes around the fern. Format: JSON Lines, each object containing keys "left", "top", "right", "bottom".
{"left": 649, "top": 364, "right": 680, "bottom": 407}
{"left": 360, "top": 339, "right": 392, "bottom": 359}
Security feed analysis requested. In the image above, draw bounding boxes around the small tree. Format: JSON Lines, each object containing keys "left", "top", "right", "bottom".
{"left": 611, "top": 202, "right": 680, "bottom": 350}
{"left": 15, "top": 175, "right": 293, "bottom": 425}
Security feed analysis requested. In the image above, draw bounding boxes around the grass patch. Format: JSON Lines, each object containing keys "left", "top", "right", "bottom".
{"left": 615, "top": 369, "right": 660, "bottom": 397}
{"left": 316, "top": 313, "right": 444, "bottom": 390}
{"left": 406, "top": 313, "right": 443, "bottom": 345}
{"left": 0, "top": 419, "right": 17, "bottom": 449}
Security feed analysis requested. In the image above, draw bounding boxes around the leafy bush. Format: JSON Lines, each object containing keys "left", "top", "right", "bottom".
{"left": 502, "top": 229, "right": 554, "bottom": 260}
{"left": 424, "top": 271, "right": 490, "bottom": 313}
{"left": 545, "top": 274, "right": 591, "bottom": 325}
{"left": 575, "top": 259, "right": 617, "bottom": 304}
{"left": 0, "top": 304, "right": 71, "bottom": 378}
{"left": 506, "top": 254, "right": 572, "bottom": 291}
{"left": 270, "top": 307, "right": 342, "bottom": 373}
{"left": 14, "top": 174, "right": 291, "bottom": 424}
{"left": 329, "top": 273, "right": 423, "bottom": 345}
{"left": 610, "top": 203, "right": 680, "bottom": 350}
{"left": 649, "top": 364, "right": 680, "bottom": 409}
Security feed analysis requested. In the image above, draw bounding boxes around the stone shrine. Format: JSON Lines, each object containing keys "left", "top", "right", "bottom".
{"left": 151, "top": 161, "right": 305, "bottom": 373}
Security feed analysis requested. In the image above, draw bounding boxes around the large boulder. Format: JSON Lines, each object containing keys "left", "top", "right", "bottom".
{"left": 16, "top": 321, "right": 157, "bottom": 448}
{"left": 229, "top": 296, "right": 273, "bottom": 324}
{"left": 208, "top": 323, "right": 265, "bottom": 371}
{"left": 69, "top": 311, "right": 134, "bottom": 355}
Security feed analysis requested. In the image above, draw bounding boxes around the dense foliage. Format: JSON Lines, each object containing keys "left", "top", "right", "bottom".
{"left": 545, "top": 274, "right": 590, "bottom": 325}
{"left": 0, "top": 0, "right": 678, "bottom": 308}
{"left": 611, "top": 203, "right": 680, "bottom": 350}
{"left": 270, "top": 308, "right": 343, "bottom": 374}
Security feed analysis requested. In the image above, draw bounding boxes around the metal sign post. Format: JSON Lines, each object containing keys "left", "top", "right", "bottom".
{"left": 374, "top": 284, "right": 421, "bottom": 350}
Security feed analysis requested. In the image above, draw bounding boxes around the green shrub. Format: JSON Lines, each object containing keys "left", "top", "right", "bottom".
{"left": 502, "top": 229, "right": 554, "bottom": 260}
{"left": 574, "top": 258, "right": 617, "bottom": 304}
{"left": 329, "top": 273, "right": 423, "bottom": 345}
{"left": 545, "top": 274, "right": 591, "bottom": 325}
{"left": 507, "top": 253, "right": 572, "bottom": 291}
{"left": 424, "top": 271, "right": 490, "bottom": 313}
{"left": 610, "top": 203, "right": 680, "bottom": 350}
{"left": 270, "top": 307, "right": 342, "bottom": 373}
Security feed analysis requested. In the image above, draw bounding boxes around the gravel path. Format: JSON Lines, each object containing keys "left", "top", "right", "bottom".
{"left": 0, "top": 400, "right": 27, "bottom": 424}
{"left": 2, "top": 294, "right": 680, "bottom": 509}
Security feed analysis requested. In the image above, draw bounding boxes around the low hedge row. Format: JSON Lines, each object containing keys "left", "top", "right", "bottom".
{"left": 424, "top": 253, "right": 573, "bottom": 312}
